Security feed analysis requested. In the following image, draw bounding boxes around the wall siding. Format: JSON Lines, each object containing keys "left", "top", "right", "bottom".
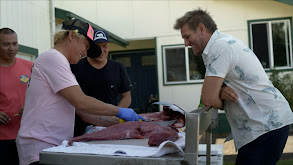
{"left": 0, "top": 0, "right": 51, "bottom": 54}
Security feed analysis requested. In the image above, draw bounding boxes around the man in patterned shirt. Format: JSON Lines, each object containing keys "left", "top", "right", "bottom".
{"left": 174, "top": 9, "right": 293, "bottom": 164}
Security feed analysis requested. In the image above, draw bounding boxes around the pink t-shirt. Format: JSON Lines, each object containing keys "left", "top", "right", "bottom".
{"left": 0, "top": 57, "right": 33, "bottom": 140}
{"left": 16, "top": 49, "right": 78, "bottom": 165}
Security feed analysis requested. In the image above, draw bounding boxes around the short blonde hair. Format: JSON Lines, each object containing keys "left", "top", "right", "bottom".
{"left": 54, "top": 29, "right": 85, "bottom": 45}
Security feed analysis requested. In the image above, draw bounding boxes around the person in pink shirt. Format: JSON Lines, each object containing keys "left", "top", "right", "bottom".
{"left": 16, "top": 19, "right": 144, "bottom": 165}
{"left": 0, "top": 28, "right": 33, "bottom": 165}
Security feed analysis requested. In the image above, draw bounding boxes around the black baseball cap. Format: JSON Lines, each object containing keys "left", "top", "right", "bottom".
{"left": 62, "top": 19, "right": 102, "bottom": 58}
{"left": 94, "top": 30, "right": 109, "bottom": 43}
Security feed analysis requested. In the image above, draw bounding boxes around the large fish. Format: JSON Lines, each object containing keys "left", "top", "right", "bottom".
{"left": 68, "top": 121, "right": 179, "bottom": 146}
{"left": 140, "top": 105, "right": 185, "bottom": 128}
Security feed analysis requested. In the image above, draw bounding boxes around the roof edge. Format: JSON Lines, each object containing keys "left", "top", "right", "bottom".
{"left": 275, "top": 0, "right": 293, "bottom": 5}
{"left": 55, "top": 7, "right": 129, "bottom": 47}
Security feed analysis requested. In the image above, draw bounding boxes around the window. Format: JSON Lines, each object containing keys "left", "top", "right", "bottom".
{"left": 162, "top": 45, "right": 205, "bottom": 85}
{"left": 249, "top": 18, "right": 292, "bottom": 70}
{"left": 17, "top": 53, "right": 36, "bottom": 62}
{"left": 115, "top": 57, "right": 131, "bottom": 67}
{"left": 142, "top": 55, "right": 156, "bottom": 66}
{"left": 17, "top": 44, "right": 38, "bottom": 62}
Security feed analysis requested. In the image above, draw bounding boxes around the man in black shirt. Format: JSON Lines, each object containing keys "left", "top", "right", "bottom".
{"left": 71, "top": 30, "right": 132, "bottom": 136}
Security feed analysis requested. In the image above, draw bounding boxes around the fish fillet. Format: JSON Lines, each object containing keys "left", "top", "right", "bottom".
{"left": 68, "top": 121, "right": 179, "bottom": 146}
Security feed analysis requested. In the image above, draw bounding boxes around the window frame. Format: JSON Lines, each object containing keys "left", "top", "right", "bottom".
{"left": 162, "top": 44, "right": 204, "bottom": 85}
{"left": 17, "top": 44, "right": 38, "bottom": 62}
{"left": 248, "top": 17, "right": 293, "bottom": 71}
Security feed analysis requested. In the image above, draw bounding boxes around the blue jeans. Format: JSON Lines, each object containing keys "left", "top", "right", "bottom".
{"left": 236, "top": 125, "right": 290, "bottom": 165}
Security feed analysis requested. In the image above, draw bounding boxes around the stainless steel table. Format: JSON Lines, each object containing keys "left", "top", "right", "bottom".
{"left": 40, "top": 106, "right": 218, "bottom": 165}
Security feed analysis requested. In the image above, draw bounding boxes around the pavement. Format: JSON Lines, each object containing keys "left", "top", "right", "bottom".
{"left": 214, "top": 133, "right": 293, "bottom": 162}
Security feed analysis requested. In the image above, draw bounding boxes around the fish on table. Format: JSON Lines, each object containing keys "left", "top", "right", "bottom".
{"left": 68, "top": 121, "right": 179, "bottom": 146}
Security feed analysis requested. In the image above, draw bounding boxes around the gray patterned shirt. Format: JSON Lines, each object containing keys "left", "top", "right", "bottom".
{"left": 202, "top": 30, "right": 293, "bottom": 150}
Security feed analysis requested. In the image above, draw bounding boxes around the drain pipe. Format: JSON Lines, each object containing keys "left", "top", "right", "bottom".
{"left": 49, "top": 0, "right": 55, "bottom": 47}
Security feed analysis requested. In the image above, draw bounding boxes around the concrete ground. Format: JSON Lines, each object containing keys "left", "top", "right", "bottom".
{"left": 214, "top": 133, "right": 293, "bottom": 162}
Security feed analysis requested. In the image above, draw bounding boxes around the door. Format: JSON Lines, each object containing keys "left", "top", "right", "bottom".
{"left": 111, "top": 50, "right": 158, "bottom": 113}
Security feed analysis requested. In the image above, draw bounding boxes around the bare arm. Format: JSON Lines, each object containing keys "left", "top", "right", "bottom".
{"left": 75, "top": 91, "right": 132, "bottom": 127}
{"left": 14, "top": 106, "right": 24, "bottom": 117}
{"left": 118, "top": 91, "right": 131, "bottom": 108}
{"left": 58, "top": 85, "right": 119, "bottom": 116}
{"left": 76, "top": 110, "right": 119, "bottom": 127}
{"left": 201, "top": 76, "right": 224, "bottom": 109}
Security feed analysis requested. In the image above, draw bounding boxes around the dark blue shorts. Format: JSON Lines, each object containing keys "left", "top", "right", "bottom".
{"left": 236, "top": 125, "right": 290, "bottom": 165}
{"left": 0, "top": 139, "right": 19, "bottom": 165}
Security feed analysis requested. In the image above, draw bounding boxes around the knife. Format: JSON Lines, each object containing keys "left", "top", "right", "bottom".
{"left": 119, "top": 119, "right": 177, "bottom": 127}
{"left": 147, "top": 119, "right": 177, "bottom": 127}
{"left": 152, "top": 102, "right": 185, "bottom": 115}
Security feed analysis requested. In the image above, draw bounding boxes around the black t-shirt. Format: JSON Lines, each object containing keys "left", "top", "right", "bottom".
{"left": 71, "top": 58, "right": 132, "bottom": 136}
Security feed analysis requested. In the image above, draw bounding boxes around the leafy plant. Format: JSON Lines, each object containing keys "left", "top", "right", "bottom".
{"left": 269, "top": 69, "right": 293, "bottom": 111}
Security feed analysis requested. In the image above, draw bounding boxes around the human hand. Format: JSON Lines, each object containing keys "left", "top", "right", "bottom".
{"left": 0, "top": 111, "right": 10, "bottom": 125}
{"left": 116, "top": 107, "right": 145, "bottom": 121}
{"left": 220, "top": 86, "right": 238, "bottom": 102}
{"left": 14, "top": 106, "right": 24, "bottom": 117}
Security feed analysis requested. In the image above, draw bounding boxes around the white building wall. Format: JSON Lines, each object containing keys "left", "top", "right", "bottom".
{"left": 1, "top": 0, "right": 290, "bottom": 51}
{"left": 0, "top": 0, "right": 51, "bottom": 54}
{"left": 156, "top": 35, "right": 203, "bottom": 111}
{"left": 1, "top": 0, "right": 291, "bottom": 111}
{"left": 1, "top": 0, "right": 292, "bottom": 60}
{"left": 53, "top": 0, "right": 293, "bottom": 111}
{"left": 157, "top": 1, "right": 293, "bottom": 111}
{"left": 54, "top": 0, "right": 293, "bottom": 40}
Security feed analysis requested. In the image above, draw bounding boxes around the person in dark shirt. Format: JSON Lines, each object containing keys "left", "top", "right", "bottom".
{"left": 71, "top": 30, "right": 133, "bottom": 136}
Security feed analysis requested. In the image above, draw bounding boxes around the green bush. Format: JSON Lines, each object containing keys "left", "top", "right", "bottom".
{"left": 269, "top": 69, "right": 293, "bottom": 111}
